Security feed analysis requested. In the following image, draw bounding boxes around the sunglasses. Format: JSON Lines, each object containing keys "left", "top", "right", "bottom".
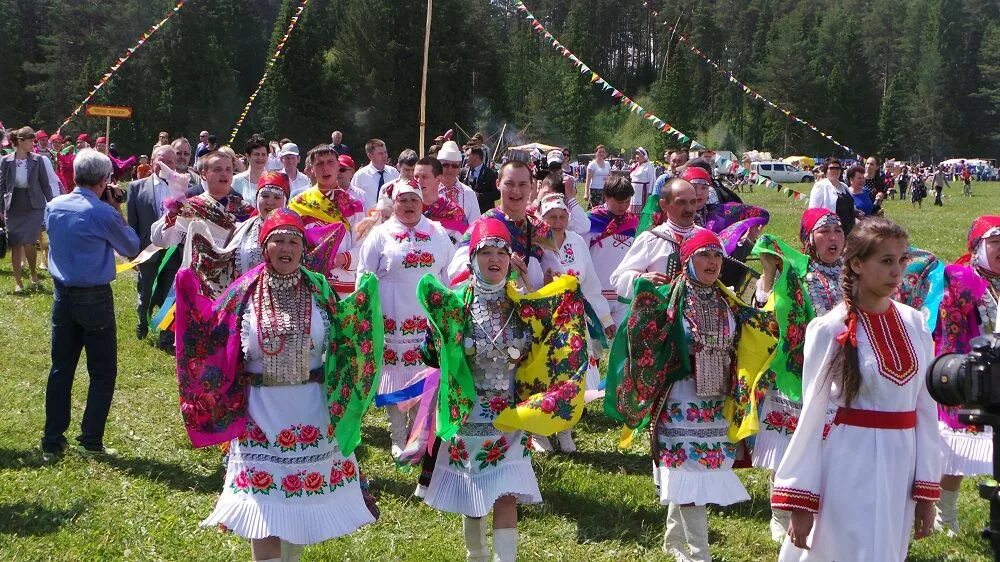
{"left": 441, "top": 162, "right": 461, "bottom": 169}
{"left": 339, "top": 167, "right": 350, "bottom": 172}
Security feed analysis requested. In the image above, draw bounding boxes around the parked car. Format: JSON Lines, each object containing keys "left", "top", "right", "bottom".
{"left": 750, "top": 160, "right": 814, "bottom": 183}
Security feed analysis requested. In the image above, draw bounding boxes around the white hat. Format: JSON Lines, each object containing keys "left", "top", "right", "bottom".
{"left": 391, "top": 180, "right": 423, "bottom": 202}
{"left": 279, "top": 143, "right": 300, "bottom": 157}
{"left": 546, "top": 149, "right": 564, "bottom": 165}
{"left": 634, "top": 147, "right": 648, "bottom": 158}
{"left": 437, "top": 140, "right": 462, "bottom": 162}
{"left": 539, "top": 194, "right": 569, "bottom": 217}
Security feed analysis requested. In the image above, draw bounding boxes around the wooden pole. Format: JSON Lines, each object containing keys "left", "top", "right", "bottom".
{"left": 105, "top": 116, "right": 111, "bottom": 155}
{"left": 492, "top": 123, "right": 507, "bottom": 164}
{"left": 418, "top": 0, "right": 432, "bottom": 156}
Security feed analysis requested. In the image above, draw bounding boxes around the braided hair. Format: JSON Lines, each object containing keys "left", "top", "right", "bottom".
{"left": 831, "top": 217, "right": 909, "bottom": 406}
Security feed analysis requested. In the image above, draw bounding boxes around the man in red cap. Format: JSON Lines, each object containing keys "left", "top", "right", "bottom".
{"left": 75, "top": 134, "right": 90, "bottom": 151}
{"left": 95, "top": 137, "right": 108, "bottom": 154}
{"left": 337, "top": 154, "right": 357, "bottom": 192}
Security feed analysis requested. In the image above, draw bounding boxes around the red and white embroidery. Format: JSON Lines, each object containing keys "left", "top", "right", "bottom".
{"left": 860, "top": 304, "right": 918, "bottom": 386}
{"left": 771, "top": 486, "right": 821, "bottom": 513}
{"left": 912, "top": 480, "right": 941, "bottom": 502}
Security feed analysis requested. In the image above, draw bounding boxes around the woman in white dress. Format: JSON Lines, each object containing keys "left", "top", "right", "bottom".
{"left": 538, "top": 194, "right": 614, "bottom": 452}
{"left": 356, "top": 181, "right": 456, "bottom": 457}
{"left": 773, "top": 217, "right": 940, "bottom": 561}
{"left": 628, "top": 147, "right": 655, "bottom": 213}
{"left": 174, "top": 208, "right": 383, "bottom": 562}
{"left": 584, "top": 144, "right": 612, "bottom": 208}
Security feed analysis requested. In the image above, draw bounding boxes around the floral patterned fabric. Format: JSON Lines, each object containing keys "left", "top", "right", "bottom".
{"left": 458, "top": 208, "right": 552, "bottom": 262}
{"left": 604, "top": 277, "right": 777, "bottom": 449}
{"left": 288, "top": 186, "right": 363, "bottom": 230}
{"left": 750, "top": 234, "right": 814, "bottom": 401}
{"left": 423, "top": 196, "right": 469, "bottom": 238}
{"left": 203, "top": 382, "right": 375, "bottom": 543}
{"left": 417, "top": 274, "right": 590, "bottom": 440}
{"left": 174, "top": 264, "right": 383, "bottom": 456}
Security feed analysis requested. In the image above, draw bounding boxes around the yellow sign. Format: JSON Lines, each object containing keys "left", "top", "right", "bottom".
{"left": 85, "top": 105, "right": 133, "bottom": 119}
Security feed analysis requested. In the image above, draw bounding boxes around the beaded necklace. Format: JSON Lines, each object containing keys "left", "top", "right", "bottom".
{"left": 253, "top": 268, "right": 313, "bottom": 385}
{"left": 806, "top": 259, "right": 843, "bottom": 316}
{"left": 683, "top": 279, "right": 734, "bottom": 397}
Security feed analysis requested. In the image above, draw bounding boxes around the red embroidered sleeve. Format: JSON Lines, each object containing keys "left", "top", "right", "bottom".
{"left": 913, "top": 480, "right": 941, "bottom": 502}
{"left": 771, "top": 487, "right": 820, "bottom": 513}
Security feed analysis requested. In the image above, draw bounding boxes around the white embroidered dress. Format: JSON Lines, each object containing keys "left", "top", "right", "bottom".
{"left": 356, "top": 216, "right": 455, "bottom": 395}
{"left": 772, "top": 302, "right": 940, "bottom": 562}
{"left": 202, "top": 294, "right": 374, "bottom": 544}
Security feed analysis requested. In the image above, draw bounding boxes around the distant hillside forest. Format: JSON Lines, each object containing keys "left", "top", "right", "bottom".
{"left": 2, "top": 0, "right": 998, "bottom": 161}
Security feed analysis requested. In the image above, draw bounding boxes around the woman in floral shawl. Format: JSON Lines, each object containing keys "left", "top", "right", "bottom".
{"left": 749, "top": 208, "right": 846, "bottom": 541}
{"left": 173, "top": 208, "right": 383, "bottom": 562}
{"left": 413, "top": 218, "right": 590, "bottom": 562}
{"left": 933, "top": 215, "right": 1000, "bottom": 535}
{"left": 605, "top": 229, "right": 777, "bottom": 562}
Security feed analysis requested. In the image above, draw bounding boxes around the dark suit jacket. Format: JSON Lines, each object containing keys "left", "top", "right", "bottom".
{"left": 126, "top": 176, "right": 163, "bottom": 249}
{"left": 461, "top": 164, "right": 499, "bottom": 212}
{"left": 1, "top": 153, "right": 53, "bottom": 214}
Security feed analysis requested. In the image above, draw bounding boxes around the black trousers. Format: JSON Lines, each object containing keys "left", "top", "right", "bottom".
{"left": 43, "top": 283, "right": 117, "bottom": 449}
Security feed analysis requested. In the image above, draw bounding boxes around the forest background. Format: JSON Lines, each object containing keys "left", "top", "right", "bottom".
{"left": 2, "top": 0, "right": 999, "bottom": 163}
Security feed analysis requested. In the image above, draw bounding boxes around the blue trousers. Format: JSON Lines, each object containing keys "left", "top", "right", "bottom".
{"left": 42, "top": 283, "right": 118, "bottom": 450}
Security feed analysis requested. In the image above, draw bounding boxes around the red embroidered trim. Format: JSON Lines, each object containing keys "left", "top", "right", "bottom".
{"left": 859, "top": 304, "right": 918, "bottom": 386}
{"left": 912, "top": 480, "right": 941, "bottom": 502}
{"left": 771, "top": 486, "right": 820, "bottom": 513}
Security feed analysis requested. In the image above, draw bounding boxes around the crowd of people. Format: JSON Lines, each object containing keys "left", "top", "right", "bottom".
{"left": 1, "top": 122, "right": 998, "bottom": 562}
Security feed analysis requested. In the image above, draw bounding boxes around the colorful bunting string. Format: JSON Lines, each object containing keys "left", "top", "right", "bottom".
{"left": 58, "top": 1, "right": 189, "bottom": 133}
{"left": 228, "top": 0, "right": 310, "bottom": 144}
{"left": 642, "top": 0, "right": 861, "bottom": 160}
{"left": 514, "top": 1, "right": 807, "bottom": 200}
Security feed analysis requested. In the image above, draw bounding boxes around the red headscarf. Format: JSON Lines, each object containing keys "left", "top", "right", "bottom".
{"left": 469, "top": 218, "right": 512, "bottom": 255}
{"left": 257, "top": 171, "right": 291, "bottom": 200}
{"left": 680, "top": 229, "right": 723, "bottom": 263}
{"left": 258, "top": 207, "right": 305, "bottom": 246}
{"left": 681, "top": 166, "right": 712, "bottom": 185}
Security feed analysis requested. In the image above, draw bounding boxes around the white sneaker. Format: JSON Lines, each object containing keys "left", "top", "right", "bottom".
{"left": 556, "top": 430, "right": 577, "bottom": 453}
{"left": 531, "top": 435, "right": 553, "bottom": 453}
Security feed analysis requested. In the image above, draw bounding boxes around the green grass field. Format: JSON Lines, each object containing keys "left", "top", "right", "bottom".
{"left": 0, "top": 183, "right": 996, "bottom": 561}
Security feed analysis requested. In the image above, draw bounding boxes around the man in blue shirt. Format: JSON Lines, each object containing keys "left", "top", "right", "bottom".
{"left": 42, "top": 148, "right": 140, "bottom": 461}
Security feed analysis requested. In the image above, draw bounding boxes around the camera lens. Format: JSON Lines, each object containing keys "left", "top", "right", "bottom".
{"left": 927, "top": 353, "right": 969, "bottom": 407}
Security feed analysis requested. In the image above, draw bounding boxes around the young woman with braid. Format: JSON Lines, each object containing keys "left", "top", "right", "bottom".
{"left": 772, "top": 218, "right": 940, "bottom": 562}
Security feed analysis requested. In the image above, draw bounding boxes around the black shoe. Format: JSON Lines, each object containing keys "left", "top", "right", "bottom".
{"left": 76, "top": 444, "right": 118, "bottom": 458}
{"left": 40, "top": 438, "right": 68, "bottom": 463}
{"left": 136, "top": 323, "right": 149, "bottom": 340}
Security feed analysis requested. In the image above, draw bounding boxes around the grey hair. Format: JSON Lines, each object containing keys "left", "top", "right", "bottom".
{"left": 151, "top": 144, "right": 174, "bottom": 163}
{"left": 73, "top": 148, "right": 113, "bottom": 187}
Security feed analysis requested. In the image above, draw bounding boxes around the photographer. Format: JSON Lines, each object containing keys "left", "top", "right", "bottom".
{"left": 40, "top": 149, "right": 140, "bottom": 461}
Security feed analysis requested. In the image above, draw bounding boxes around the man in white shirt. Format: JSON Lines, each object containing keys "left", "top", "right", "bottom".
{"left": 350, "top": 138, "right": 399, "bottom": 211}
{"left": 436, "top": 140, "right": 481, "bottom": 224}
{"left": 610, "top": 178, "right": 702, "bottom": 300}
{"left": 280, "top": 142, "right": 311, "bottom": 197}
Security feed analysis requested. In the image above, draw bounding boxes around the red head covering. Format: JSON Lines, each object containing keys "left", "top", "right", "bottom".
{"left": 680, "top": 229, "right": 723, "bottom": 263}
{"left": 36, "top": 130, "right": 49, "bottom": 140}
{"left": 338, "top": 154, "right": 356, "bottom": 170}
{"left": 681, "top": 166, "right": 712, "bottom": 185}
{"left": 76, "top": 133, "right": 90, "bottom": 143}
{"left": 258, "top": 207, "right": 305, "bottom": 246}
{"left": 469, "top": 218, "right": 512, "bottom": 255}
{"left": 95, "top": 136, "right": 108, "bottom": 144}
{"left": 49, "top": 134, "right": 63, "bottom": 143}
{"left": 966, "top": 216, "right": 1000, "bottom": 252}
{"left": 257, "top": 170, "right": 291, "bottom": 199}
{"left": 799, "top": 208, "right": 840, "bottom": 244}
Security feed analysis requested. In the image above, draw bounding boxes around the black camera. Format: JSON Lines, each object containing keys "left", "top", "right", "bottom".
{"left": 928, "top": 334, "right": 1000, "bottom": 421}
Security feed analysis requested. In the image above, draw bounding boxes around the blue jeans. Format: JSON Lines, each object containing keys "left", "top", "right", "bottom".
{"left": 42, "top": 283, "right": 118, "bottom": 450}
